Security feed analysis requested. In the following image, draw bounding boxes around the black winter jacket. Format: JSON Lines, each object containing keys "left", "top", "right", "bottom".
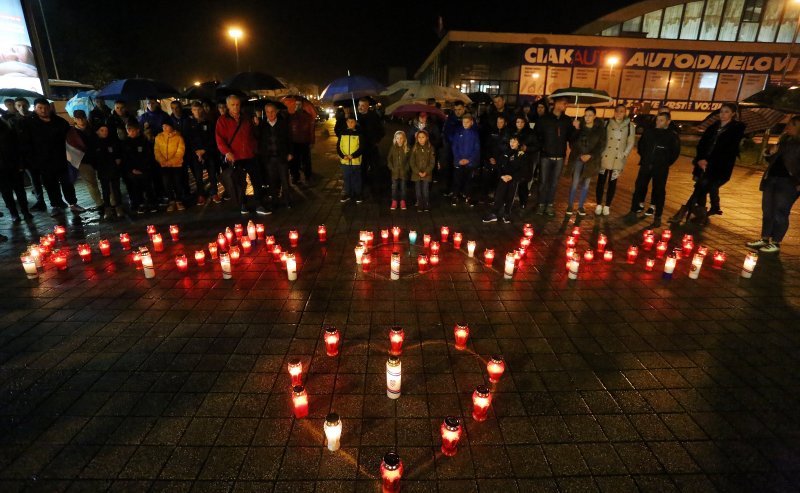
{"left": 693, "top": 120, "right": 745, "bottom": 182}
{"left": 533, "top": 111, "right": 575, "bottom": 158}
{"left": 637, "top": 127, "right": 681, "bottom": 170}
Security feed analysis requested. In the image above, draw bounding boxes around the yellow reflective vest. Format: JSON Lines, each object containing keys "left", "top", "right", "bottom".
{"left": 337, "top": 129, "right": 362, "bottom": 165}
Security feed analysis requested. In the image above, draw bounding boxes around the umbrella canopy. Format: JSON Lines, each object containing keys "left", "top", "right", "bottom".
{"left": 246, "top": 98, "right": 287, "bottom": 111}
{"left": 0, "top": 87, "right": 44, "bottom": 99}
{"left": 183, "top": 81, "right": 219, "bottom": 100}
{"left": 320, "top": 75, "right": 385, "bottom": 103}
{"left": 65, "top": 90, "right": 100, "bottom": 116}
{"left": 221, "top": 71, "right": 285, "bottom": 92}
{"left": 280, "top": 95, "right": 318, "bottom": 119}
{"left": 741, "top": 85, "right": 800, "bottom": 113}
{"left": 467, "top": 91, "right": 493, "bottom": 105}
{"left": 387, "top": 103, "right": 446, "bottom": 121}
{"left": 382, "top": 81, "right": 471, "bottom": 105}
{"left": 695, "top": 107, "right": 786, "bottom": 135}
{"left": 550, "top": 87, "right": 613, "bottom": 106}
{"left": 97, "top": 78, "right": 180, "bottom": 101}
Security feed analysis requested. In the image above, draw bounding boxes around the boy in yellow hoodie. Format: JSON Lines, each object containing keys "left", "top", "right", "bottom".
{"left": 336, "top": 115, "right": 363, "bottom": 204}
{"left": 154, "top": 120, "right": 186, "bottom": 211}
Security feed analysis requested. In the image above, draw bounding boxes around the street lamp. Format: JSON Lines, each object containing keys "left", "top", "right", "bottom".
{"left": 228, "top": 27, "right": 244, "bottom": 71}
{"left": 607, "top": 55, "right": 620, "bottom": 105}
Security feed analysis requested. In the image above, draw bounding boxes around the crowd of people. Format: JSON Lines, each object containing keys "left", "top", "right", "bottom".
{"left": 0, "top": 91, "right": 797, "bottom": 253}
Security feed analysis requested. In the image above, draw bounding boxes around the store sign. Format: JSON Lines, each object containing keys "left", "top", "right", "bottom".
{"left": 523, "top": 46, "right": 799, "bottom": 74}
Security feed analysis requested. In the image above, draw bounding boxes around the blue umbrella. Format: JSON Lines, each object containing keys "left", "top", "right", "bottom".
{"left": 321, "top": 74, "right": 385, "bottom": 103}
{"left": 65, "top": 90, "right": 99, "bottom": 117}
{"left": 97, "top": 78, "right": 179, "bottom": 101}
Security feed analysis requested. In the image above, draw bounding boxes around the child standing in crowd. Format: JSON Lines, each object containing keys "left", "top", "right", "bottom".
{"left": 410, "top": 129, "right": 435, "bottom": 212}
{"left": 94, "top": 123, "right": 124, "bottom": 220}
{"left": 483, "top": 135, "right": 529, "bottom": 223}
{"left": 122, "top": 121, "right": 157, "bottom": 214}
{"left": 450, "top": 113, "right": 480, "bottom": 206}
{"left": 154, "top": 120, "right": 186, "bottom": 212}
{"left": 337, "top": 115, "right": 363, "bottom": 204}
{"left": 387, "top": 130, "right": 410, "bottom": 210}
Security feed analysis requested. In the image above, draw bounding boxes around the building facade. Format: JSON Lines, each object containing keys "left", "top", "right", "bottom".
{"left": 415, "top": 0, "right": 800, "bottom": 120}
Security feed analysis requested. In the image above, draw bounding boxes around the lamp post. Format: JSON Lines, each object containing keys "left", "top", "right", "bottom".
{"left": 228, "top": 27, "right": 243, "bottom": 71}
{"left": 607, "top": 55, "right": 620, "bottom": 105}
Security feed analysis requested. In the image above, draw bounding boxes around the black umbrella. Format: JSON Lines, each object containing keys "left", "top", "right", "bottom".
{"left": 695, "top": 107, "right": 785, "bottom": 134}
{"left": 97, "top": 78, "right": 180, "bottom": 101}
{"left": 467, "top": 91, "right": 493, "bottom": 105}
{"left": 0, "top": 88, "right": 44, "bottom": 99}
{"left": 741, "top": 85, "right": 800, "bottom": 113}
{"left": 220, "top": 71, "right": 285, "bottom": 92}
{"left": 183, "top": 81, "right": 218, "bottom": 100}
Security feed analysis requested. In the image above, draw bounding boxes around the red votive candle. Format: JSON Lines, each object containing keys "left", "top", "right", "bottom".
{"left": 440, "top": 416, "right": 462, "bottom": 457}
{"left": 453, "top": 323, "right": 469, "bottom": 350}
{"left": 380, "top": 452, "right": 403, "bottom": 493}
{"left": 289, "top": 230, "right": 299, "bottom": 247}
{"left": 627, "top": 245, "right": 638, "bottom": 263}
{"left": 175, "top": 254, "right": 188, "bottom": 272}
{"left": 324, "top": 326, "right": 340, "bottom": 356}
{"left": 291, "top": 385, "right": 309, "bottom": 418}
{"left": 440, "top": 226, "right": 449, "bottom": 243}
{"left": 487, "top": 355, "right": 506, "bottom": 383}
{"left": 287, "top": 358, "right": 303, "bottom": 387}
{"left": 78, "top": 243, "right": 92, "bottom": 263}
{"left": 389, "top": 326, "right": 404, "bottom": 356}
{"left": 472, "top": 385, "right": 492, "bottom": 421}
{"left": 151, "top": 233, "right": 163, "bottom": 252}
{"left": 169, "top": 224, "right": 179, "bottom": 242}
{"left": 194, "top": 250, "right": 206, "bottom": 266}
{"left": 453, "top": 232, "right": 463, "bottom": 249}
{"left": 119, "top": 233, "right": 131, "bottom": 251}
{"left": 98, "top": 239, "right": 111, "bottom": 257}
{"left": 318, "top": 224, "right": 327, "bottom": 242}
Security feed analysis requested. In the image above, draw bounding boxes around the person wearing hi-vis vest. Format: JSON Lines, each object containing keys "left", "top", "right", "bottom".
{"left": 337, "top": 115, "right": 364, "bottom": 204}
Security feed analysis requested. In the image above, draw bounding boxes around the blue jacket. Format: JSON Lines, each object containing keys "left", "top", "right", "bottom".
{"left": 443, "top": 113, "right": 461, "bottom": 144}
{"left": 451, "top": 126, "right": 480, "bottom": 169}
{"left": 138, "top": 109, "right": 169, "bottom": 135}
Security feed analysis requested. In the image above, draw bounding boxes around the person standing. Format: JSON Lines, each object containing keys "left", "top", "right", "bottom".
{"left": 410, "top": 129, "right": 435, "bottom": 212}
{"left": 187, "top": 101, "right": 221, "bottom": 205}
{"left": 9, "top": 98, "right": 44, "bottom": 210}
{"left": 1, "top": 98, "right": 15, "bottom": 121}
{"left": 18, "top": 98, "right": 85, "bottom": 217}
{"left": 139, "top": 98, "right": 170, "bottom": 135}
{"left": 121, "top": 121, "right": 157, "bottom": 214}
{"left": 747, "top": 115, "right": 800, "bottom": 254}
{"left": 257, "top": 102, "right": 293, "bottom": 211}
{"left": 337, "top": 115, "right": 364, "bottom": 203}
{"left": 483, "top": 135, "right": 530, "bottom": 223}
{"left": 70, "top": 110, "right": 104, "bottom": 211}
{"left": 89, "top": 98, "right": 111, "bottom": 129}
{"left": 487, "top": 95, "right": 514, "bottom": 132}
{"left": 441, "top": 101, "right": 467, "bottom": 196}
{"left": 93, "top": 123, "right": 125, "bottom": 220}
{"left": 565, "top": 107, "right": 606, "bottom": 216}
{"left": 625, "top": 112, "right": 681, "bottom": 228}
{"left": 596, "top": 104, "right": 635, "bottom": 216}
{"left": 355, "top": 98, "right": 385, "bottom": 196}
{"left": 387, "top": 130, "right": 410, "bottom": 211}
{"left": 215, "top": 94, "right": 269, "bottom": 215}
{"left": 482, "top": 115, "right": 512, "bottom": 203}
{"left": 0, "top": 118, "right": 31, "bottom": 222}
{"left": 450, "top": 113, "right": 480, "bottom": 206}
{"left": 534, "top": 96, "right": 575, "bottom": 216}
{"left": 154, "top": 120, "right": 186, "bottom": 212}
{"left": 107, "top": 101, "right": 134, "bottom": 142}
{"left": 286, "top": 97, "right": 315, "bottom": 186}
{"left": 511, "top": 116, "right": 535, "bottom": 209}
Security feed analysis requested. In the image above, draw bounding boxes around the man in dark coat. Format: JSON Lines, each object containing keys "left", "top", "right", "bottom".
{"left": 257, "top": 102, "right": 293, "bottom": 210}
{"left": 356, "top": 98, "right": 385, "bottom": 196}
{"left": 625, "top": 112, "right": 681, "bottom": 228}
{"left": 486, "top": 95, "right": 515, "bottom": 132}
{"left": 534, "top": 96, "right": 575, "bottom": 216}
{"left": 187, "top": 101, "right": 221, "bottom": 205}
{"left": 481, "top": 114, "right": 512, "bottom": 201}
{"left": 121, "top": 121, "right": 157, "bottom": 214}
{"left": 18, "top": 98, "right": 85, "bottom": 216}
{"left": 0, "top": 118, "right": 31, "bottom": 222}
{"left": 107, "top": 101, "right": 134, "bottom": 142}
{"left": 286, "top": 97, "right": 316, "bottom": 185}
{"left": 89, "top": 98, "right": 111, "bottom": 130}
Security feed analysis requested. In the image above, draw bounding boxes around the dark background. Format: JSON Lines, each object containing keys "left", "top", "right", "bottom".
{"left": 41, "top": 0, "right": 635, "bottom": 89}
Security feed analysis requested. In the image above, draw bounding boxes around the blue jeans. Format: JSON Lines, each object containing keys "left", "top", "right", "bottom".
{"left": 342, "top": 165, "right": 362, "bottom": 198}
{"left": 415, "top": 180, "right": 430, "bottom": 208}
{"left": 761, "top": 176, "right": 800, "bottom": 243}
{"left": 391, "top": 179, "right": 406, "bottom": 201}
{"left": 567, "top": 160, "right": 592, "bottom": 209}
{"left": 538, "top": 157, "right": 563, "bottom": 205}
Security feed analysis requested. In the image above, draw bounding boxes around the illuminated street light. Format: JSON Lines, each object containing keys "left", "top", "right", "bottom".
{"left": 607, "top": 55, "right": 620, "bottom": 104}
{"left": 193, "top": 81, "right": 201, "bottom": 86}
{"left": 228, "top": 27, "right": 244, "bottom": 71}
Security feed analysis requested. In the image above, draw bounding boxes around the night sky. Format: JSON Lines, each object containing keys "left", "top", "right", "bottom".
{"left": 43, "top": 0, "right": 636, "bottom": 90}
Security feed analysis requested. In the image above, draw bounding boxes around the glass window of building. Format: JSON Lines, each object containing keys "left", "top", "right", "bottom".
{"left": 742, "top": 0, "right": 765, "bottom": 21}
{"left": 680, "top": 1, "right": 705, "bottom": 40}
{"left": 714, "top": 73, "right": 743, "bottom": 101}
{"left": 691, "top": 72, "right": 718, "bottom": 100}
{"left": 777, "top": 2, "right": 800, "bottom": 42}
{"left": 700, "top": 0, "right": 725, "bottom": 40}
{"left": 660, "top": 5, "right": 684, "bottom": 38}
{"left": 642, "top": 10, "right": 663, "bottom": 38}
{"left": 643, "top": 70, "right": 670, "bottom": 99}
{"left": 719, "top": 0, "right": 745, "bottom": 41}
{"left": 757, "top": 0, "right": 782, "bottom": 42}
{"left": 667, "top": 73, "right": 694, "bottom": 100}
{"left": 622, "top": 16, "right": 643, "bottom": 33}
{"left": 602, "top": 25, "right": 621, "bottom": 36}
{"left": 619, "top": 69, "right": 646, "bottom": 99}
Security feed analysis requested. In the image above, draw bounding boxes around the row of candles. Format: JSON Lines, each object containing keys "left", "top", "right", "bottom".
{"left": 286, "top": 323, "right": 501, "bottom": 491}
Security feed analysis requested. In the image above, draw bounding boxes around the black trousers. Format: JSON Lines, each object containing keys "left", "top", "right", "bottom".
{"left": 693, "top": 176, "right": 727, "bottom": 210}
{"left": 98, "top": 167, "right": 122, "bottom": 208}
{"left": 290, "top": 143, "right": 312, "bottom": 181}
{"left": 631, "top": 165, "right": 669, "bottom": 218}
{"left": 596, "top": 170, "right": 619, "bottom": 206}
{"left": 452, "top": 166, "right": 473, "bottom": 198}
{"left": 191, "top": 155, "right": 219, "bottom": 198}
{"left": 232, "top": 158, "right": 264, "bottom": 207}
{"left": 42, "top": 166, "right": 77, "bottom": 208}
{"left": 480, "top": 164, "right": 498, "bottom": 199}
{"left": 265, "top": 156, "right": 291, "bottom": 206}
{"left": 26, "top": 169, "right": 44, "bottom": 204}
{"left": 495, "top": 179, "right": 518, "bottom": 216}
{"left": 126, "top": 171, "right": 155, "bottom": 208}
{"left": 1, "top": 169, "right": 29, "bottom": 217}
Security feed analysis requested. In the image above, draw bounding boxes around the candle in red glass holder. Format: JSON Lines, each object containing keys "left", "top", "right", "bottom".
{"left": 217, "top": 233, "right": 227, "bottom": 252}
{"left": 440, "top": 226, "right": 449, "bottom": 242}
{"left": 175, "top": 254, "right": 188, "bottom": 272}
{"left": 361, "top": 253, "right": 371, "bottom": 272}
{"left": 520, "top": 237, "right": 531, "bottom": 250}
{"left": 583, "top": 249, "right": 594, "bottom": 262}
{"left": 240, "top": 237, "right": 252, "bottom": 254}
{"left": 151, "top": 233, "right": 164, "bottom": 252}
{"left": 195, "top": 250, "right": 206, "bottom": 266}
{"left": 380, "top": 452, "right": 403, "bottom": 493}
{"left": 272, "top": 244, "right": 282, "bottom": 262}
{"left": 266, "top": 235, "right": 275, "bottom": 248}
{"left": 682, "top": 240, "right": 694, "bottom": 257}
{"left": 565, "top": 246, "right": 576, "bottom": 259}
{"left": 391, "top": 226, "right": 400, "bottom": 242}
{"left": 682, "top": 234, "right": 693, "bottom": 245}
{"left": 146, "top": 224, "right": 157, "bottom": 236}
{"left": 430, "top": 254, "right": 439, "bottom": 266}
{"left": 566, "top": 236, "right": 577, "bottom": 248}
{"left": 603, "top": 250, "right": 613, "bottom": 262}
{"left": 645, "top": 258, "right": 655, "bottom": 271}
{"left": 287, "top": 358, "right": 303, "bottom": 387}
{"left": 440, "top": 416, "right": 462, "bottom": 457}
{"left": 487, "top": 355, "right": 506, "bottom": 383}
{"left": 484, "top": 248, "right": 495, "bottom": 267}
{"left": 626, "top": 245, "right": 638, "bottom": 263}
{"left": 208, "top": 243, "right": 218, "bottom": 259}
{"left": 523, "top": 224, "right": 534, "bottom": 238}
{"left": 78, "top": 244, "right": 92, "bottom": 263}
{"left": 28, "top": 244, "right": 42, "bottom": 267}
{"left": 247, "top": 221, "right": 256, "bottom": 241}
{"left": 54, "top": 225, "right": 66, "bottom": 242}
{"left": 430, "top": 241, "right": 440, "bottom": 255}
{"left": 324, "top": 326, "right": 340, "bottom": 356}
{"left": 291, "top": 385, "right": 309, "bottom": 418}
{"left": 389, "top": 326, "right": 404, "bottom": 356}
{"left": 225, "top": 227, "right": 234, "bottom": 245}
{"left": 318, "top": 224, "right": 327, "bottom": 242}
{"left": 423, "top": 234, "right": 431, "bottom": 248}
{"left": 642, "top": 229, "right": 653, "bottom": 242}
{"left": 289, "top": 230, "right": 299, "bottom": 247}
{"left": 472, "top": 385, "right": 492, "bottom": 421}
{"left": 234, "top": 223, "right": 244, "bottom": 238}
{"left": 169, "top": 224, "right": 180, "bottom": 242}
{"left": 52, "top": 250, "right": 67, "bottom": 270}
{"left": 712, "top": 250, "right": 726, "bottom": 268}
{"left": 380, "top": 229, "right": 389, "bottom": 243}
{"left": 453, "top": 323, "right": 469, "bottom": 350}
{"left": 656, "top": 241, "right": 668, "bottom": 258}
{"left": 571, "top": 226, "right": 580, "bottom": 237}
{"left": 45, "top": 233, "right": 56, "bottom": 247}
{"left": 643, "top": 234, "right": 655, "bottom": 251}
{"left": 132, "top": 249, "right": 142, "bottom": 269}
{"left": 597, "top": 234, "right": 607, "bottom": 252}
{"left": 119, "top": 233, "right": 131, "bottom": 251}
{"left": 697, "top": 245, "right": 709, "bottom": 257}
{"left": 453, "top": 232, "right": 463, "bottom": 249}
{"left": 661, "top": 229, "right": 672, "bottom": 242}
{"left": 98, "top": 239, "right": 111, "bottom": 257}
{"left": 365, "top": 231, "right": 374, "bottom": 248}
{"left": 256, "top": 223, "right": 265, "bottom": 240}
{"left": 417, "top": 254, "right": 429, "bottom": 273}
{"left": 231, "top": 246, "right": 242, "bottom": 263}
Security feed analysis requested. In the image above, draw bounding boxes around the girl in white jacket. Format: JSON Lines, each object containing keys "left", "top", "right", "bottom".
{"left": 596, "top": 104, "right": 635, "bottom": 216}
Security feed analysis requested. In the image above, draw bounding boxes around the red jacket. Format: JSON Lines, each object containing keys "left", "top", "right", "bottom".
{"left": 288, "top": 110, "right": 315, "bottom": 145}
{"left": 215, "top": 113, "right": 257, "bottom": 161}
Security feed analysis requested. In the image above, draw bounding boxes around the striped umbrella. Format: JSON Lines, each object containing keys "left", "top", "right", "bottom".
{"left": 695, "top": 107, "right": 786, "bottom": 134}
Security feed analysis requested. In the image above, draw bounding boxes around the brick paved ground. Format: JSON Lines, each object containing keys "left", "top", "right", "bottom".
{"left": 0, "top": 120, "right": 798, "bottom": 492}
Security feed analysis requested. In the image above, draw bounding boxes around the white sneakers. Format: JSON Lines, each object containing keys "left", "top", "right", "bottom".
{"left": 603, "top": 206, "right": 610, "bottom": 216}
{"left": 595, "top": 205, "right": 611, "bottom": 216}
